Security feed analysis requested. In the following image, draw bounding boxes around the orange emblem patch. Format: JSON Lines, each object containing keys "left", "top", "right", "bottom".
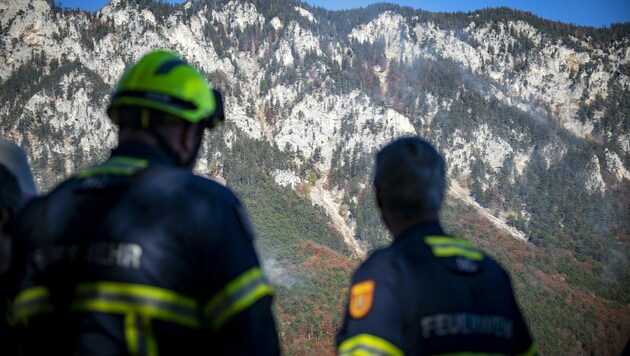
{"left": 349, "top": 280, "right": 375, "bottom": 319}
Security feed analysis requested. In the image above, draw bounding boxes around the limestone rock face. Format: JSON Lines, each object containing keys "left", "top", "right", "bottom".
{"left": 0, "top": 0, "right": 628, "bottom": 254}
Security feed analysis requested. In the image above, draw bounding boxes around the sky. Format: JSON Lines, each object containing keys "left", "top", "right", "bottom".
{"left": 57, "top": 0, "right": 630, "bottom": 28}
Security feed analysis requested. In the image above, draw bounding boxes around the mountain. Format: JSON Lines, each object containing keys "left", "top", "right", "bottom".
{"left": 1, "top": 0, "right": 629, "bottom": 354}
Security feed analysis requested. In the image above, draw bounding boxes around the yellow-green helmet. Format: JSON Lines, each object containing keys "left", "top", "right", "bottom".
{"left": 107, "top": 50, "right": 223, "bottom": 126}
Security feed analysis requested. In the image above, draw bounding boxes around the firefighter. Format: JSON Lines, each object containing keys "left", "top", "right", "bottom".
{"left": 10, "top": 50, "right": 279, "bottom": 355}
{"left": 336, "top": 137, "right": 536, "bottom": 356}
{"left": 0, "top": 139, "right": 37, "bottom": 354}
{"left": 0, "top": 138, "right": 37, "bottom": 275}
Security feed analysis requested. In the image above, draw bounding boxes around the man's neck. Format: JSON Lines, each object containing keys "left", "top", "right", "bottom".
{"left": 387, "top": 213, "right": 440, "bottom": 239}
{"left": 118, "top": 129, "right": 159, "bottom": 148}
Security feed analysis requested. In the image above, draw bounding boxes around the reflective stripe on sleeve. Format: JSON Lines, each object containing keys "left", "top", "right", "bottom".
{"left": 338, "top": 334, "right": 403, "bottom": 356}
{"left": 516, "top": 343, "right": 537, "bottom": 356}
{"left": 13, "top": 286, "right": 54, "bottom": 322}
{"left": 203, "top": 267, "right": 273, "bottom": 330}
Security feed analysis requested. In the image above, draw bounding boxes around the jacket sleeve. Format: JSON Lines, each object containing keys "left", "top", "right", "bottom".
{"left": 336, "top": 250, "right": 404, "bottom": 356}
{"left": 194, "top": 187, "right": 279, "bottom": 355}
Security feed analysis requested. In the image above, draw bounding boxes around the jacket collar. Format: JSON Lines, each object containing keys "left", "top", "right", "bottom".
{"left": 393, "top": 220, "right": 445, "bottom": 243}
{"left": 110, "top": 142, "right": 177, "bottom": 167}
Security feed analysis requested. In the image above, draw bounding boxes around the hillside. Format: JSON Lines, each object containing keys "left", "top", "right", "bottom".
{"left": 1, "top": 0, "right": 629, "bottom": 354}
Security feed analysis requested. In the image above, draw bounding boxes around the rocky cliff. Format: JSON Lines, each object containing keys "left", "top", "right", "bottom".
{"left": 1, "top": 0, "right": 629, "bottom": 353}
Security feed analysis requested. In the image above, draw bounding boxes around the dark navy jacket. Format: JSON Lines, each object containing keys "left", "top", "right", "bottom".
{"left": 9, "top": 143, "right": 279, "bottom": 355}
{"left": 337, "top": 221, "right": 535, "bottom": 356}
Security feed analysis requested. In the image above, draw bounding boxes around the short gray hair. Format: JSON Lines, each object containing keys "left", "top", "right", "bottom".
{"left": 373, "top": 137, "right": 446, "bottom": 219}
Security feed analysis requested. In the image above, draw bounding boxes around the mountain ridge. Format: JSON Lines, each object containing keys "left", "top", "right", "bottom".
{"left": 1, "top": 0, "right": 629, "bottom": 353}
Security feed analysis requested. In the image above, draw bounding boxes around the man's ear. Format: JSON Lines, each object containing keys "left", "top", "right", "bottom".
{"left": 177, "top": 124, "right": 198, "bottom": 158}
{"left": 178, "top": 123, "right": 204, "bottom": 167}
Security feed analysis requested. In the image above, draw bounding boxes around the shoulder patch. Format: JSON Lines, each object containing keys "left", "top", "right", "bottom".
{"left": 349, "top": 280, "right": 375, "bottom": 319}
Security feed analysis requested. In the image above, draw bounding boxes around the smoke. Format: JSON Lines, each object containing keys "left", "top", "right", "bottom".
{"left": 602, "top": 244, "right": 629, "bottom": 283}
{"left": 261, "top": 256, "right": 304, "bottom": 289}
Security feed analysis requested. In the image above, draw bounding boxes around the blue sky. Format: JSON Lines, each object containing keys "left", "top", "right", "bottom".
{"left": 57, "top": 0, "right": 630, "bottom": 28}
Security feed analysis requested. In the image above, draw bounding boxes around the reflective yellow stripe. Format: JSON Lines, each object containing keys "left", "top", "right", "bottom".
{"left": 431, "top": 246, "right": 484, "bottom": 261}
{"left": 14, "top": 282, "right": 187, "bottom": 356}
{"left": 13, "top": 282, "right": 199, "bottom": 328}
{"left": 13, "top": 302, "right": 54, "bottom": 322}
{"left": 76, "top": 156, "right": 148, "bottom": 178}
{"left": 517, "top": 343, "right": 537, "bottom": 356}
{"left": 72, "top": 299, "right": 199, "bottom": 328}
{"left": 76, "top": 281, "right": 197, "bottom": 310}
{"left": 73, "top": 281, "right": 200, "bottom": 328}
{"left": 125, "top": 313, "right": 159, "bottom": 356}
{"left": 78, "top": 167, "right": 139, "bottom": 177}
{"left": 425, "top": 236, "right": 484, "bottom": 261}
{"left": 425, "top": 236, "right": 475, "bottom": 247}
{"left": 203, "top": 267, "right": 274, "bottom": 330}
{"left": 14, "top": 286, "right": 49, "bottom": 305}
{"left": 107, "top": 156, "right": 148, "bottom": 166}
{"left": 13, "top": 286, "right": 54, "bottom": 322}
{"left": 143, "top": 315, "right": 158, "bottom": 356}
{"left": 125, "top": 313, "right": 139, "bottom": 356}
{"left": 338, "top": 334, "right": 403, "bottom": 356}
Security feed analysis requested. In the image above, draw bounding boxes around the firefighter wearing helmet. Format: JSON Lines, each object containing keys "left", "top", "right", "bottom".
{"left": 9, "top": 50, "right": 279, "bottom": 355}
